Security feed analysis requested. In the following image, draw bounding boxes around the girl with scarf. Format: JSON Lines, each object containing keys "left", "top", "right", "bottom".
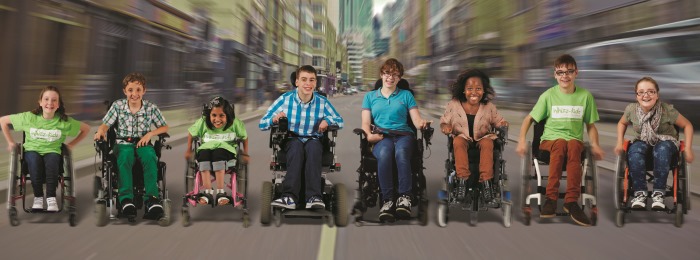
{"left": 614, "top": 77, "right": 694, "bottom": 210}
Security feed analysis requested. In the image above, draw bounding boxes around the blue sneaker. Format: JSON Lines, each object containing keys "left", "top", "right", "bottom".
{"left": 271, "top": 195, "right": 296, "bottom": 209}
{"left": 305, "top": 196, "right": 325, "bottom": 209}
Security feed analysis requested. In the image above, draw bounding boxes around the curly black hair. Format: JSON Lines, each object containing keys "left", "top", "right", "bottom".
{"left": 202, "top": 96, "right": 236, "bottom": 130}
{"left": 450, "top": 68, "right": 495, "bottom": 104}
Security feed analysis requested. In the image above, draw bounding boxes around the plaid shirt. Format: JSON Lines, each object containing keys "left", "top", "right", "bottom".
{"left": 102, "top": 99, "right": 167, "bottom": 142}
{"left": 259, "top": 90, "right": 343, "bottom": 138}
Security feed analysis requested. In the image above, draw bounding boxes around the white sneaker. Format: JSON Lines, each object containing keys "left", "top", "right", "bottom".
{"left": 32, "top": 197, "right": 44, "bottom": 209}
{"left": 651, "top": 191, "right": 666, "bottom": 210}
{"left": 630, "top": 191, "right": 646, "bottom": 209}
{"left": 46, "top": 197, "right": 59, "bottom": 212}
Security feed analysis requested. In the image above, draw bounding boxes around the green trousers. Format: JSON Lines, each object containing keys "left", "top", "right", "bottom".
{"left": 116, "top": 144, "right": 159, "bottom": 202}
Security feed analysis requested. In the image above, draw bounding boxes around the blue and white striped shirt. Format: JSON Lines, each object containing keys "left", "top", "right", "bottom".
{"left": 259, "top": 90, "right": 343, "bottom": 138}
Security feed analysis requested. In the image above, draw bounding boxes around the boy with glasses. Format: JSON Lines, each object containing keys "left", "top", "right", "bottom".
{"left": 516, "top": 54, "right": 604, "bottom": 226}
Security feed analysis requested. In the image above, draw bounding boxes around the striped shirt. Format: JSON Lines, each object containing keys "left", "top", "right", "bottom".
{"left": 259, "top": 90, "right": 343, "bottom": 138}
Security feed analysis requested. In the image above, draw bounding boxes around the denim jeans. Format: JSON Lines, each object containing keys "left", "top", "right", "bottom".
{"left": 24, "top": 151, "right": 61, "bottom": 197}
{"left": 283, "top": 138, "right": 323, "bottom": 201}
{"left": 628, "top": 140, "right": 675, "bottom": 193}
{"left": 373, "top": 135, "right": 415, "bottom": 201}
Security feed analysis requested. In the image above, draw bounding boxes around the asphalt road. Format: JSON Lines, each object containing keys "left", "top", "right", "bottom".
{"left": 0, "top": 94, "right": 698, "bottom": 259}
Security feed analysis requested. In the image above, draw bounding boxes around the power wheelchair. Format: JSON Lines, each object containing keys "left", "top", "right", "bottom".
{"left": 181, "top": 136, "right": 249, "bottom": 227}
{"left": 613, "top": 138, "right": 690, "bottom": 227}
{"left": 351, "top": 124, "right": 434, "bottom": 226}
{"left": 259, "top": 117, "right": 348, "bottom": 227}
{"left": 437, "top": 126, "right": 512, "bottom": 227}
{"left": 6, "top": 138, "right": 76, "bottom": 226}
{"left": 93, "top": 116, "right": 172, "bottom": 226}
{"left": 520, "top": 119, "right": 598, "bottom": 225}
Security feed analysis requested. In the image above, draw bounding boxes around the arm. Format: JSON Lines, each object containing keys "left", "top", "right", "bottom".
{"left": 362, "top": 109, "right": 383, "bottom": 143}
{"left": 409, "top": 108, "right": 428, "bottom": 130}
{"left": 259, "top": 95, "right": 287, "bottom": 130}
{"left": 614, "top": 116, "right": 629, "bottom": 155}
{"left": 67, "top": 122, "right": 90, "bottom": 150}
{"left": 586, "top": 123, "right": 604, "bottom": 160}
{"left": 241, "top": 138, "right": 250, "bottom": 164}
{"left": 322, "top": 101, "right": 344, "bottom": 129}
{"left": 439, "top": 102, "right": 452, "bottom": 135}
{"left": 0, "top": 115, "right": 16, "bottom": 151}
{"left": 93, "top": 124, "right": 109, "bottom": 141}
{"left": 675, "top": 114, "right": 694, "bottom": 163}
{"left": 138, "top": 125, "right": 169, "bottom": 148}
{"left": 515, "top": 115, "right": 534, "bottom": 156}
{"left": 185, "top": 133, "right": 193, "bottom": 160}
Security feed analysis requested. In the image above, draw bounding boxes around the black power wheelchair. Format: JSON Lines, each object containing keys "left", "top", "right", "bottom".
{"left": 181, "top": 136, "right": 249, "bottom": 227}
{"left": 93, "top": 102, "right": 172, "bottom": 226}
{"left": 259, "top": 117, "right": 348, "bottom": 227}
{"left": 437, "top": 126, "right": 512, "bottom": 227}
{"left": 7, "top": 139, "right": 76, "bottom": 226}
{"left": 613, "top": 138, "right": 690, "bottom": 227}
{"left": 520, "top": 119, "right": 598, "bottom": 225}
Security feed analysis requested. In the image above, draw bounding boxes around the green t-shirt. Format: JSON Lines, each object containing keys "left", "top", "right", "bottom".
{"left": 10, "top": 112, "right": 81, "bottom": 155}
{"left": 623, "top": 102, "right": 679, "bottom": 140}
{"left": 529, "top": 85, "right": 599, "bottom": 142}
{"left": 188, "top": 117, "right": 248, "bottom": 155}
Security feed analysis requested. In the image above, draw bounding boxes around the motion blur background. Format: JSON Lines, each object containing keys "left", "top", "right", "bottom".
{"left": 0, "top": 0, "right": 698, "bottom": 124}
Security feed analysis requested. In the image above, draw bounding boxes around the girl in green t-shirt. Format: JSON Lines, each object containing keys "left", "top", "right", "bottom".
{"left": 185, "top": 97, "right": 249, "bottom": 206}
{"left": 0, "top": 86, "right": 90, "bottom": 211}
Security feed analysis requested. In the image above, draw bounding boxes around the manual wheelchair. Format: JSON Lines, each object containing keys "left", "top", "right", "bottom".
{"left": 437, "top": 126, "right": 512, "bottom": 227}
{"left": 93, "top": 120, "right": 172, "bottom": 226}
{"left": 613, "top": 139, "right": 690, "bottom": 227}
{"left": 520, "top": 119, "right": 598, "bottom": 225}
{"left": 259, "top": 117, "right": 348, "bottom": 227}
{"left": 6, "top": 139, "right": 77, "bottom": 226}
{"left": 181, "top": 136, "right": 249, "bottom": 227}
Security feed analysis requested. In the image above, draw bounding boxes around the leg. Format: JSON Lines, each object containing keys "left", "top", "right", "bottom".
{"left": 563, "top": 140, "right": 584, "bottom": 203}
{"left": 116, "top": 144, "right": 136, "bottom": 202}
{"left": 652, "top": 141, "right": 675, "bottom": 192}
{"left": 627, "top": 141, "right": 650, "bottom": 208}
{"left": 196, "top": 150, "right": 214, "bottom": 205}
{"left": 373, "top": 137, "right": 396, "bottom": 202}
{"left": 24, "top": 151, "right": 46, "bottom": 198}
{"left": 41, "top": 153, "right": 62, "bottom": 198}
{"left": 452, "top": 136, "right": 471, "bottom": 179}
{"left": 283, "top": 138, "right": 305, "bottom": 201}
{"left": 136, "top": 146, "right": 159, "bottom": 200}
{"left": 211, "top": 149, "right": 233, "bottom": 205}
{"left": 303, "top": 139, "right": 325, "bottom": 209}
{"left": 394, "top": 135, "right": 415, "bottom": 218}
{"left": 477, "top": 138, "right": 495, "bottom": 182}
{"left": 539, "top": 139, "right": 567, "bottom": 201}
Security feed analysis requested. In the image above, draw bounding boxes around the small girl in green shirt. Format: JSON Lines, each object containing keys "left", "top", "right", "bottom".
{"left": 185, "top": 97, "right": 249, "bottom": 206}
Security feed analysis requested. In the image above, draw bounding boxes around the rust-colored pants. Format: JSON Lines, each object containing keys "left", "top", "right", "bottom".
{"left": 539, "top": 139, "right": 583, "bottom": 203}
{"left": 453, "top": 136, "right": 494, "bottom": 182}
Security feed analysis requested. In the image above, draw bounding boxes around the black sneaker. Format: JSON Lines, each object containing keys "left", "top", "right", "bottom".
{"left": 143, "top": 197, "right": 164, "bottom": 220}
{"left": 378, "top": 200, "right": 396, "bottom": 223}
{"left": 540, "top": 199, "right": 557, "bottom": 218}
{"left": 121, "top": 198, "right": 136, "bottom": 217}
{"left": 481, "top": 181, "right": 497, "bottom": 207}
{"left": 563, "top": 202, "right": 591, "bottom": 227}
{"left": 395, "top": 195, "right": 412, "bottom": 219}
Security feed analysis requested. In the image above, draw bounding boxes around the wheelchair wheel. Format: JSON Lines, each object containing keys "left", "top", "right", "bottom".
{"left": 242, "top": 212, "right": 250, "bottom": 228}
{"left": 69, "top": 213, "right": 77, "bottom": 227}
{"left": 613, "top": 155, "right": 626, "bottom": 210}
{"left": 158, "top": 200, "right": 172, "bottom": 227}
{"left": 437, "top": 203, "right": 448, "bottom": 227}
{"left": 181, "top": 208, "right": 190, "bottom": 227}
{"left": 520, "top": 141, "right": 533, "bottom": 225}
{"left": 615, "top": 209, "right": 625, "bottom": 227}
{"left": 680, "top": 157, "right": 690, "bottom": 212}
{"left": 93, "top": 176, "right": 102, "bottom": 199}
{"left": 674, "top": 203, "right": 683, "bottom": 228}
{"left": 274, "top": 208, "right": 282, "bottom": 227}
{"left": 418, "top": 199, "right": 429, "bottom": 226}
{"left": 468, "top": 211, "right": 478, "bottom": 226}
{"left": 9, "top": 207, "right": 19, "bottom": 226}
{"left": 260, "top": 181, "right": 273, "bottom": 225}
{"left": 333, "top": 183, "right": 349, "bottom": 227}
{"left": 95, "top": 202, "right": 108, "bottom": 227}
{"left": 503, "top": 203, "right": 512, "bottom": 228}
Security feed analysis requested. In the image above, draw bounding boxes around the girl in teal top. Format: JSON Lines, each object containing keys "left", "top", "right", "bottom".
{"left": 0, "top": 86, "right": 90, "bottom": 211}
{"left": 185, "top": 97, "right": 249, "bottom": 206}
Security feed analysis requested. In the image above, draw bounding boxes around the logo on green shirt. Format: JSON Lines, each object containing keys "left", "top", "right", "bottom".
{"left": 29, "top": 128, "right": 62, "bottom": 142}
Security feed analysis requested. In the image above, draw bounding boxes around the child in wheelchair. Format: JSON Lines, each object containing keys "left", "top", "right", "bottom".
{"left": 1, "top": 86, "right": 89, "bottom": 218}
{"left": 614, "top": 77, "right": 693, "bottom": 214}
{"left": 185, "top": 96, "right": 248, "bottom": 207}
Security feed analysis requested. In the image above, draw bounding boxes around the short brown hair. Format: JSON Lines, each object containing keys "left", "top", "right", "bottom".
{"left": 554, "top": 54, "right": 577, "bottom": 70}
{"left": 296, "top": 65, "right": 317, "bottom": 79}
{"left": 379, "top": 58, "right": 404, "bottom": 77}
{"left": 635, "top": 76, "right": 659, "bottom": 91}
{"left": 122, "top": 72, "right": 146, "bottom": 89}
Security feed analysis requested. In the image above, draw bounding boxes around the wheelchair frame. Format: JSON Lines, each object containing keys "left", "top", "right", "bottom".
{"left": 350, "top": 125, "right": 434, "bottom": 226}
{"left": 259, "top": 117, "right": 348, "bottom": 227}
{"left": 520, "top": 120, "right": 598, "bottom": 226}
{"left": 437, "top": 126, "right": 512, "bottom": 227}
{"left": 613, "top": 139, "right": 690, "bottom": 227}
{"left": 93, "top": 120, "right": 172, "bottom": 226}
{"left": 6, "top": 141, "right": 77, "bottom": 226}
{"left": 181, "top": 136, "right": 250, "bottom": 227}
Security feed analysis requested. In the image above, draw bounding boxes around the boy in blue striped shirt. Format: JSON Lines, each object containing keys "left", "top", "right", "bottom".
{"left": 260, "top": 65, "right": 344, "bottom": 209}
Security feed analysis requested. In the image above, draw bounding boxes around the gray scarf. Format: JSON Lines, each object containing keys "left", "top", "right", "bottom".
{"left": 636, "top": 102, "right": 678, "bottom": 148}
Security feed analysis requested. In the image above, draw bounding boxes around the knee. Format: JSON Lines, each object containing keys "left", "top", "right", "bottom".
{"left": 653, "top": 141, "right": 675, "bottom": 156}
{"left": 478, "top": 138, "right": 493, "bottom": 150}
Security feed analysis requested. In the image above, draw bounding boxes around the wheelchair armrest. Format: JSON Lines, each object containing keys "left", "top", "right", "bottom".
{"left": 353, "top": 128, "right": 367, "bottom": 136}
{"left": 421, "top": 126, "right": 434, "bottom": 146}
{"left": 158, "top": 133, "right": 170, "bottom": 139}
{"left": 328, "top": 125, "right": 340, "bottom": 131}
{"left": 496, "top": 125, "right": 508, "bottom": 140}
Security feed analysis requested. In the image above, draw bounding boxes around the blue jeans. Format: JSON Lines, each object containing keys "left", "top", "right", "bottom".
{"left": 628, "top": 140, "right": 675, "bottom": 193}
{"left": 283, "top": 138, "right": 323, "bottom": 201}
{"left": 373, "top": 135, "right": 415, "bottom": 201}
{"left": 24, "top": 151, "right": 61, "bottom": 197}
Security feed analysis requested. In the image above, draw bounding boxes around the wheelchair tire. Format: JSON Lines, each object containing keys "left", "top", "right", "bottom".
{"left": 520, "top": 141, "right": 532, "bottom": 211}
{"left": 93, "top": 176, "right": 102, "bottom": 199}
{"left": 437, "top": 203, "right": 448, "bottom": 227}
{"left": 9, "top": 207, "right": 19, "bottom": 226}
{"left": 675, "top": 203, "right": 683, "bottom": 228}
{"left": 181, "top": 208, "right": 190, "bottom": 227}
{"left": 503, "top": 203, "right": 512, "bottom": 228}
{"left": 95, "top": 202, "right": 108, "bottom": 227}
{"left": 260, "top": 181, "right": 273, "bottom": 225}
{"left": 613, "top": 155, "right": 626, "bottom": 210}
{"left": 418, "top": 199, "right": 429, "bottom": 226}
{"left": 333, "top": 183, "right": 349, "bottom": 227}
{"left": 242, "top": 212, "right": 250, "bottom": 228}
{"left": 469, "top": 211, "right": 478, "bottom": 226}
{"left": 69, "top": 213, "right": 77, "bottom": 227}
{"left": 523, "top": 207, "right": 532, "bottom": 226}
{"left": 615, "top": 209, "right": 625, "bottom": 227}
{"left": 158, "top": 200, "right": 171, "bottom": 227}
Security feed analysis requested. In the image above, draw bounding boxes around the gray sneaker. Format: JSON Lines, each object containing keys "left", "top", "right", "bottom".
{"left": 378, "top": 200, "right": 395, "bottom": 223}
{"left": 630, "top": 191, "right": 647, "bottom": 209}
{"left": 651, "top": 191, "right": 665, "bottom": 210}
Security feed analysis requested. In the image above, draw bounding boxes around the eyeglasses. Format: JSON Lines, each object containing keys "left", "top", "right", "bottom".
{"left": 465, "top": 87, "right": 483, "bottom": 92}
{"left": 636, "top": 90, "right": 657, "bottom": 97}
{"left": 555, "top": 69, "right": 576, "bottom": 76}
{"left": 382, "top": 72, "right": 400, "bottom": 79}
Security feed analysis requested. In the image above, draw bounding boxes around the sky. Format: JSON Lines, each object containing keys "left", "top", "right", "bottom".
{"left": 372, "top": 0, "right": 396, "bottom": 15}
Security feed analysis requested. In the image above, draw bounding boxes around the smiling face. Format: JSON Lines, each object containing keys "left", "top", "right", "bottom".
{"left": 296, "top": 71, "right": 317, "bottom": 97}
{"left": 635, "top": 80, "right": 659, "bottom": 111}
{"left": 381, "top": 70, "right": 400, "bottom": 89}
{"left": 464, "top": 76, "right": 484, "bottom": 105}
{"left": 38, "top": 90, "right": 60, "bottom": 117}
{"left": 554, "top": 64, "right": 578, "bottom": 89}
{"left": 209, "top": 106, "right": 227, "bottom": 129}
{"left": 123, "top": 81, "right": 146, "bottom": 107}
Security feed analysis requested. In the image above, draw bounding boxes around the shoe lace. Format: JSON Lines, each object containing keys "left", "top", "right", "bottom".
{"left": 652, "top": 192, "right": 664, "bottom": 202}
{"left": 398, "top": 196, "right": 411, "bottom": 207}
{"left": 381, "top": 201, "right": 393, "bottom": 211}
{"left": 632, "top": 193, "right": 646, "bottom": 202}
